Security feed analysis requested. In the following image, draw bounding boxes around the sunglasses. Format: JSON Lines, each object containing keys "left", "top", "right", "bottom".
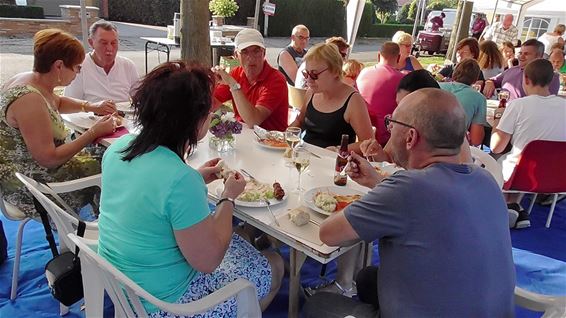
{"left": 384, "top": 114, "right": 415, "bottom": 132}
{"left": 302, "top": 68, "right": 328, "bottom": 80}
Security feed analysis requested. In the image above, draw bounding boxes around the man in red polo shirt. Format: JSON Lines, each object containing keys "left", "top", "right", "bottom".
{"left": 213, "top": 29, "right": 289, "bottom": 131}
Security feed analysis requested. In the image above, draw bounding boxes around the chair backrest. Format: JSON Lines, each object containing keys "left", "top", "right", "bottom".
{"left": 15, "top": 173, "right": 98, "bottom": 251}
{"left": 67, "top": 233, "right": 261, "bottom": 318}
{"left": 288, "top": 83, "right": 307, "bottom": 110}
{"left": 469, "top": 146, "right": 504, "bottom": 188}
{"left": 0, "top": 187, "right": 27, "bottom": 222}
{"left": 503, "top": 140, "right": 566, "bottom": 193}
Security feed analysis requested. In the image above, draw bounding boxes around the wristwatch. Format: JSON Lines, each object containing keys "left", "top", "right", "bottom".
{"left": 216, "top": 197, "right": 235, "bottom": 208}
{"left": 229, "top": 82, "right": 241, "bottom": 92}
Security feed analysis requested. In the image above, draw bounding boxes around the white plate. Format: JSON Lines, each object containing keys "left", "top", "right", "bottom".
{"left": 215, "top": 184, "right": 287, "bottom": 208}
{"left": 116, "top": 101, "right": 134, "bottom": 114}
{"left": 303, "top": 186, "right": 364, "bottom": 216}
{"left": 370, "top": 162, "right": 403, "bottom": 175}
{"left": 254, "top": 138, "right": 288, "bottom": 151}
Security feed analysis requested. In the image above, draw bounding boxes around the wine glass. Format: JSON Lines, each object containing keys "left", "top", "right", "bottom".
{"left": 285, "top": 127, "right": 302, "bottom": 166}
{"left": 293, "top": 147, "right": 311, "bottom": 192}
{"left": 285, "top": 127, "right": 302, "bottom": 151}
{"left": 497, "top": 89, "right": 509, "bottom": 102}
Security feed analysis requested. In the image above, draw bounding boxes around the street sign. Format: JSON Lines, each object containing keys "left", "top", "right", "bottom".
{"left": 263, "top": 2, "right": 276, "bottom": 16}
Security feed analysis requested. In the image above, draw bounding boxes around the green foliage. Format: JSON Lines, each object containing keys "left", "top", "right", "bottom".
{"left": 109, "top": 0, "right": 180, "bottom": 26}
{"left": 209, "top": 0, "right": 239, "bottom": 18}
{"left": 407, "top": 0, "right": 418, "bottom": 21}
{"left": 358, "top": 23, "right": 423, "bottom": 38}
{"left": 371, "top": 0, "right": 397, "bottom": 25}
{"left": 267, "top": 0, "right": 346, "bottom": 37}
{"left": 397, "top": 3, "right": 411, "bottom": 23}
{"left": 0, "top": 4, "right": 43, "bottom": 18}
{"left": 427, "top": 0, "right": 458, "bottom": 10}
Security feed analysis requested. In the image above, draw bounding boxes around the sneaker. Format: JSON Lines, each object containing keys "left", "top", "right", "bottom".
{"left": 508, "top": 209, "right": 519, "bottom": 228}
{"left": 515, "top": 210, "right": 531, "bottom": 229}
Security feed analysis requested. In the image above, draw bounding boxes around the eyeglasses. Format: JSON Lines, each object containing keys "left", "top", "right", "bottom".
{"left": 302, "top": 68, "right": 328, "bottom": 80}
{"left": 294, "top": 35, "right": 310, "bottom": 41}
{"left": 384, "top": 114, "right": 415, "bottom": 132}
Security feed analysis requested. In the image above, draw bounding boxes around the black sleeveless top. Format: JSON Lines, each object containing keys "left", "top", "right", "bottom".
{"left": 302, "top": 91, "right": 357, "bottom": 148}
{"left": 277, "top": 46, "right": 306, "bottom": 85}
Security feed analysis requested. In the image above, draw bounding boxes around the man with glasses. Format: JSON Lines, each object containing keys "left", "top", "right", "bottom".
{"left": 356, "top": 42, "right": 404, "bottom": 146}
{"left": 303, "top": 88, "right": 515, "bottom": 318}
{"left": 212, "top": 29, "right": 289, "bottom": 132}
{"left": 64, "top": 20, "right": 139, "bottom": 107}
{"left": 483, "top": 39, "right": 560, "bottom": 100}
{"left": 277, "top": 24, "right": 310, "bottom": 85}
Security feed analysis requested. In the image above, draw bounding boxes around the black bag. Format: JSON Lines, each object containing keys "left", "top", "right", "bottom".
{"left": 43, "top": 216, "right": 86, "bottom": 306}
{"left": 30, "top": 183, "right": 88, "bottom": 306}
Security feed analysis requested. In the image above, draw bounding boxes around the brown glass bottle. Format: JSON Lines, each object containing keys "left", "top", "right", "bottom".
{"left": 334, "top": 134, "right": 349, "bottom": 186}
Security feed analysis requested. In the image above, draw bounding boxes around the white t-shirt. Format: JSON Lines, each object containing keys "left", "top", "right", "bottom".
{"left": 497, "top": 95, "right": 566, "bottom": 180}
{"left": 294, "top": 62, "right": 307, "bottom": 89}
{"left": 64, "top": 53, "right": 139, "bottom": 103}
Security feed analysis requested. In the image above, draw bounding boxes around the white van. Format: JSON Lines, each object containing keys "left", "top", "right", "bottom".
{"left": 425, "top": 9, "right": 457, "bottom": 31}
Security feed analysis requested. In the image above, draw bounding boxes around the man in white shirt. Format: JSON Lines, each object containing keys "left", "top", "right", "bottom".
{"left": 64, "top": 20, "right": 139, "bottom": 105}
{"left": 491, "top": 59, "right": 566, "bottom": 228}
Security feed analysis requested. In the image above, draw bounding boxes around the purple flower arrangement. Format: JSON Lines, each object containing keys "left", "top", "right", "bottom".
{"left": 209, "top": 109, "right": 242, "bottom": 140}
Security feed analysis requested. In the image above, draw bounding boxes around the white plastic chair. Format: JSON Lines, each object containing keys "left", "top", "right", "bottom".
{"left": 0, "top": 186, "right": 33, "bottom": 301}
{"left": 67, "top": 233, "right": 262, "bottom": 318}
{"left": 515, "top": 286, "right": 566, "bottom": 318}
{"left": 288, "top": 83, "right": 307, "bottom": 124}
{"left": 469, "top": 146, "right": 504, "bottom": 188}
{"left": 15, "top": 173, "right": 101, "bottom": 316}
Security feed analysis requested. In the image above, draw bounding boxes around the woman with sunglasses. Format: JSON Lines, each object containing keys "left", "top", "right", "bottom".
{"left": 0, "top": 29, "right": 116, "bottom": 220}
{"left": 290, "top": 43, "right": 373, "bottom": 153}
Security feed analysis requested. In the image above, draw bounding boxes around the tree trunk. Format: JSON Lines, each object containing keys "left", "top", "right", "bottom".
{"left": 180, "top": 0, "right": 211, "bottom": 66}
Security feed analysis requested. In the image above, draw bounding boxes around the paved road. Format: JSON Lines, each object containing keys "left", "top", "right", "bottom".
{"left": 0, "top": 21, "right": 385, "bottom": 83}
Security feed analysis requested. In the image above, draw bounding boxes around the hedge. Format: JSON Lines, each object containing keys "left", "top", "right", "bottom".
{"left": 109, "top": 0, "right": 180, "bottom": 26}
{"left": 0, "top": 5, "right": 44, "bottom": 19}
{"left": 359, "top": 24, "right": 424, "bottom": 38}
{"left": 107, "top": 0, "right": 423, "bottom": 38}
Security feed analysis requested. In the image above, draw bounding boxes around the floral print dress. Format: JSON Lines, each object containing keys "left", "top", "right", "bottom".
{"left": 0, "top": 85, "right": 101, "bottom": 219}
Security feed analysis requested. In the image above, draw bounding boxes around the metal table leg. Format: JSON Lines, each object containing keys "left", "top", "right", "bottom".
{"left": 289, "top": 248, "right": 307, "bottom": 318}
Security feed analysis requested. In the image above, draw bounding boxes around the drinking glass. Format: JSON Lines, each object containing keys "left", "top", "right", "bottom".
{"left": 497, "top": 89, "right": 509, "bottom": 102}
{"left": 293, "top": 147, "right": 311, "bottom": 192}
{"left": 285, "top": 127, "right": 302, "bottom": 151}
{"left": 285, "top": 127, "right": 302, "bottom": 166}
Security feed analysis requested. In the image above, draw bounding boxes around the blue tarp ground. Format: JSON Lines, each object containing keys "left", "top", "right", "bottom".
{"left": 1, "top": 198, "right": 565, "bottom": 317}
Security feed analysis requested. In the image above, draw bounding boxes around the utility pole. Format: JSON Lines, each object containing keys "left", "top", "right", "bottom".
{"left": 180, "top": 0, "right": 211, "bottom": 66}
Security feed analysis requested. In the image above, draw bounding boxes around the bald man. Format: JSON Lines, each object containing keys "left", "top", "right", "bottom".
{"left": 549, "top": 49, "right": 566, "bottom": 74}
{"left": 483, "top": 14, "right": 519, "bottom": 46}
{"left": 357, "top": 42, "right": 404, "bottom": 146}
{"left": 303, "top": 89, "right": 515, "bottom": 318}
{"left": 277, "top": 24, "right": 310, "bottom": 85}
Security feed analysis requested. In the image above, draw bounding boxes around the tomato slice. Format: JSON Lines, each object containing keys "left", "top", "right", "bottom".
{"left": 334, "top": 201, "right": 350, "bottom": 212}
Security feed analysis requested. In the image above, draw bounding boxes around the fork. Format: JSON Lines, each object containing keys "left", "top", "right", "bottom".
{"left": 240, "top": 169, "right": 256, "bottom": 181}
{"left": 264, "top": 200, "right": 280, "bottom": 226}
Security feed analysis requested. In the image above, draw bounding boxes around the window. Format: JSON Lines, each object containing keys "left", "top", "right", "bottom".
{"left": 521, "top": 17, "right": 550, "bottom": 41}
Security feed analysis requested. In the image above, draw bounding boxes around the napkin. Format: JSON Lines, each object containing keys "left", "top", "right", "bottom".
{"left": 94, "top": 127, "right": 129, "bottom": 144}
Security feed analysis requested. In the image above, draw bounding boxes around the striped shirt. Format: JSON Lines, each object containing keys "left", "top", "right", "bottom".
{"left": 484, "top": 22, "right": 519, "bottom": 46}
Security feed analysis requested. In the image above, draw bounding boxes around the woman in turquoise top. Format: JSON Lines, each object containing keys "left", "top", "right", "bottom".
{"left": 0, "top": 29, "right": 117, "bottom": 218}
{"left": 97, "top": 61, "right": 283, "bottom": 317}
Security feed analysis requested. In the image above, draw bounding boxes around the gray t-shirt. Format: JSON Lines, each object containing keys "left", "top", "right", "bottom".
{"left": 345, "top": 163, "right": 515, "bottom": 317}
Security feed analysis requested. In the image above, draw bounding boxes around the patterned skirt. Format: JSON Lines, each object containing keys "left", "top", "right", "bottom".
{"left": 150, "top": 234, "right": 272, "bottom": 318}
